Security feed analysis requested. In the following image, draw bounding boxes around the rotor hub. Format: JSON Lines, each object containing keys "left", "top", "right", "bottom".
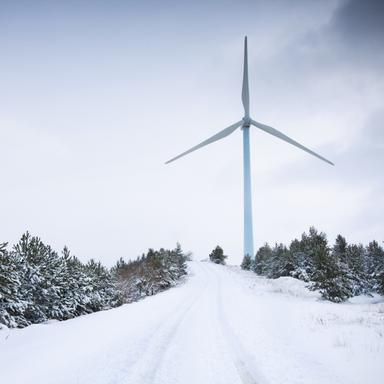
{"left": 242, "top": 117, "right": 251, "bottom": 128}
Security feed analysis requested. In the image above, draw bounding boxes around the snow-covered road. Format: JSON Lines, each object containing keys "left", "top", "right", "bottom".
{"left": 1, "top": 261, "right": 383, "bottom": 384}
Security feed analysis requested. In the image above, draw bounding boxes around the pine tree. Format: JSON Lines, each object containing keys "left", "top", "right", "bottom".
{"left": 288, "top": 238, "right": 308, "bottom": 280}
{"left": 254, "top": 243, "right": 272, "bottom": 275}
{"left": 333, "top": 235, "right": 348, "bottom": 263}
{"left": 365, "top": 241, "right": 384, "bottom": 294}
{"left": 62, "top": 250, "right": 93, "bottom": 317}
{"left": 267, "top": 243, "right": 292, "bottom": 278}
{"left": 299, "top": 227, "right": 321, "bottom": 280}
{"left": 112, "top": 244, "right": 188, "bottom": 304}
{"left": 209, "top": 246, "right": 227, "bottom": 265}
{"left": 332, "top": 235, "right": 365, "bottom": 295}
{"left": 345, "top": 244, "right": 367, "bottom": 295}
{"left": 309, "top": 229, "right": 352, "bottom": 302}
{"left": 0, "top": 243, "right": 28, "bottom": 328}
{"left": 84, "top": 259, "right": 121, "bottom": 311}
{"left": 1, "top": 233, "right": 126, "bottom": 328}
{"left": 241, "top": 255, "right": 253, "bottom": 270}
{"left": 12, "top": 232, "right": 47, "bottom": 324}
{"left": 250, "top": 228, "right": 382, "bottom": 302}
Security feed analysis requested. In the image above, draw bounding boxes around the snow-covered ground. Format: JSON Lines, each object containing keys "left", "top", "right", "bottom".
{"left": 1, "top": 261, "right": 383, "bottom": 384}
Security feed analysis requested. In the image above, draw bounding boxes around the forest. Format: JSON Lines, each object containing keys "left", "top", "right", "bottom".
{"left": 241, "top": 227, "right": 384, "bottom": 302}
{"left": 0, "top": 233, "right": 188, "bottom": 328}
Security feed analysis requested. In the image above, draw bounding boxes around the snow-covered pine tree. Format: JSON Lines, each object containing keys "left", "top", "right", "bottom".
{"left": 332, "top": 235, "right": 364, "bottom": 295}
{"left": 61, "top": 248, "right": 94, "bottom": 317}
{"left": 297, "top": 227, "right": 320, "bottom": 280}
{"left": 308, "top": 229, "right": 352, "bottom": 302}
{"left": 160, "top": 244, "right": 187, "bottom": 286}
{"left": 84, "top": 259, "right": 121, "bottom": 312}
{"left": 241, "top": 255, "right": 253, "bottom": 270}
{"left": 2, "top": 234, "right": 191, "bottom": 328}
{"left": 288, "top": 238, "right": 309, "bottom": 281}
{"left": 346, "top": 244, "right": 368, "bottom": 295}
{"left": 254, "top": 243, "right": 272, "bottom": 275}
{"left": 145, "top": 249, "right": 167, "bottom": 294}
{"left": 209, "top": 246, "right": 227, "bottom": 265}
{"left": 249, "top": 228, "right": 382, "bottom": 302}
{"left": 0, "top": 243, "right": 28, "bottom": 328}
{"left": 112, "top": 245, "right": 188, "bottom": 304}
{"left": 171, "top": 243, "right": 188, "bottom": 278}
{"left": 333, "top": 235, "right": 348, "bottom": 264}
{"left": 267, "top": 243, "right": 293, "bottom": 278}
{"left": 0, "top": 233, "right": 127, "bottom": 328}
{"left": 11, "top": 232, "right": 47, "bottom": 324}
{"left": 365, "top": 241, "right": 384, "bottom": 294}
{"left": 12, "top": 233, "right": 76, "bottom": 323}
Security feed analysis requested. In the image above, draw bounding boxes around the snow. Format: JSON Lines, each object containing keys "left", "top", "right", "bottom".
{"left": 1, "top": 261, "right": 383, "bottom": 384}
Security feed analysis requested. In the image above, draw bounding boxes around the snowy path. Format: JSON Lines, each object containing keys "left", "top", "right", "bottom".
{"left": 1, "top": 261, "right": 383, "bottom": 384}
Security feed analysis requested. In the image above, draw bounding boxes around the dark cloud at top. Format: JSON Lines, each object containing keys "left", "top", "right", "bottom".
{"left": 329, "top": 0, "right": 384, "bottom": 64}
{"left": 273, "top": 0, "right": 384, "bottom": 76}
{"left": 331, "top": 0, "right": 384, "bottom": 41}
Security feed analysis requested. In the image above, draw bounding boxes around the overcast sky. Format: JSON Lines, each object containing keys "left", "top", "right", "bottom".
{"left": 1, "top": 0, "right": 383, "bottom": 265}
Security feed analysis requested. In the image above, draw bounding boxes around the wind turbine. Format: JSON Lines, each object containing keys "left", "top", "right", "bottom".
{"left": 166, "top": 36, "right": 334, "bottom": 259}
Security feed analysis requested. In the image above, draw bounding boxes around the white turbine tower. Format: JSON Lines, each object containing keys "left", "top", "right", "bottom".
{"left": 166, "top": 36, "right": 334, "bottom": 259}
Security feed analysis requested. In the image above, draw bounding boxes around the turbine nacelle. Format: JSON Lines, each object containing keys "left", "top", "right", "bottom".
{"left": 242, "top": 117, "right": 251, "bottom": 128}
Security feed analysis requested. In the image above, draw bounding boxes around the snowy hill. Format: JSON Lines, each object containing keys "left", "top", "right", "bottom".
{"left": 1, "top": 261, "right": 383, "bottom": 384}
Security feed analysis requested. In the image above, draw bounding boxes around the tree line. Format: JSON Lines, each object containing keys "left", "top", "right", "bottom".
{"left": 0, "top": 233, "right": 188, "bottom": 328}
{"left": 241, "top": 227, "right": 384, "bottom": 302}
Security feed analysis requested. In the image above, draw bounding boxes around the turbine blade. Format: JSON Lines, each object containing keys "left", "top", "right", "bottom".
{"left": 165, "top": 121, "right": 243, "bottom": 164}
{"left": 242, "top": 36, "right": 250, "bottom": 117}
{"left": 250, "top": 119, "right": 334, "bottom": 166}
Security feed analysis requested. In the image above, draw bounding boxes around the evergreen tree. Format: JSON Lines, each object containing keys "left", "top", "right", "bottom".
{"left": 365, "top": 241, "right": 384, "bottom": 294}
{"left": 209, "top": 246, "right": 227, "bottom": 265}
{"left": 254, "top": 243, "right": 272, "bottom": 275}
{"left": 267, "top": 243, "right": 292, "bottom": 278}
{"left": 310, "top": 252, "right": 352, "bottom": 302}
{"left": 0, "top": 243, "right": 28, "bottom": 328}
{"left": 299, "top": 227, "right": 322, "bottom": 280}
{"left": 345, "top": 244, "right": 367, "bottom": 295}
{"left": 250, "top": 227, "right": 383, "bottom": 303}
{"left": 62, "top": 249, "right": 93, "bottom": 317}
{"left": 241, "top": 255, "right": 253, "bottom": 270}
{"left": 333, "top": 235, "right": 348, "bottom": 264}
{"left": 112, "top": 244, "right": 188, "bottom": 303}
{"left": 0, "top": 233, "right": 128, "bottom": 328}
{"left": 302, "top": 229, "right": 351, "bottom": 302}
{"left": 84, "top": 259, "right": 121, "bottom": 311}
{"left": 288, "top": 238, "right": 307, "bottom": 280}
{"left": 11, "top": 232, "right": 47, "bottom": 324}
{"left": 1, "top": 233, "right": 189, "bottom": 328}
{"left": 332, "top": 235, "right": 366, "bottom": 295}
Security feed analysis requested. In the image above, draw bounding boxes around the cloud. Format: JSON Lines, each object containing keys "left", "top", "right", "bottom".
{"left": 305, "top": 0, "right": 384, "bottom": 70}
{"left": 329, "top": 0, "right": 384, "bottom": 52}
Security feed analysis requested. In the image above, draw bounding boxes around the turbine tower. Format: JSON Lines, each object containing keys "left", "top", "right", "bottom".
{"left": 166, "top": 36, "right": 334, "bottom": 259}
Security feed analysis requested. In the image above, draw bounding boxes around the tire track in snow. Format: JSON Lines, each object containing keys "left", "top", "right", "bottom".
{"left": 123, "top": 263, "right": 211, "bottom": 384}
{"left": 212, "top": 265, "right": 269, "bottom": 384}
{"left": 125, "top": 262, "right": 267, "bottom": 384}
